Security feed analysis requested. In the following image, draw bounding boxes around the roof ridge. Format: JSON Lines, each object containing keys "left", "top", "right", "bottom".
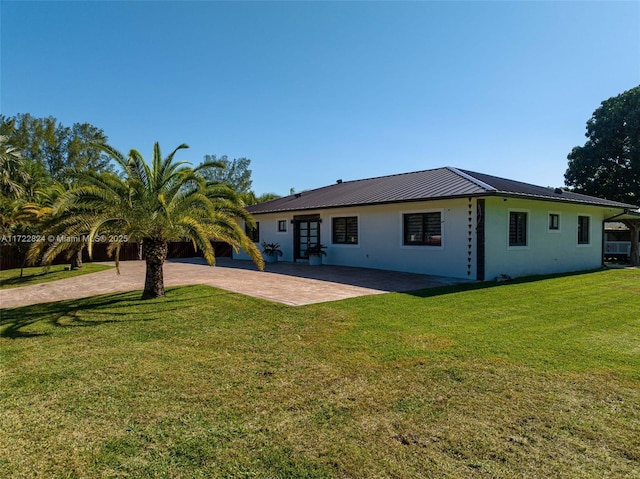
{"left": 335, "top": 166, "right": 449, "bottom": 186}
{"left": 458, "top": 168, "right": 556, "bottom": 190}
{"left": 447, "top": 166, "right": 497, "bottom": 191}
{"left": 285, "top": 166, "right": 451, "bottom": 197}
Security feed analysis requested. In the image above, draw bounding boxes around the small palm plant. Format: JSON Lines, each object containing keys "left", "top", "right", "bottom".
{"left": 305, "top": 243, "right": 327, "bottom": 257}
{"left": 261, "top": 241, "right": 283, "bottom": 263}
{"left": 41, "top": 142, "right": 264, "bottom": 299}
{"left": 305, "top": 243, "right": 327, "bottom": 266}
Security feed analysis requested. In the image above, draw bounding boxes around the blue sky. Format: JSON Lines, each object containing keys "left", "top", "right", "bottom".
{"left": 2, "top": 1, "right": 639, "bottom": 196}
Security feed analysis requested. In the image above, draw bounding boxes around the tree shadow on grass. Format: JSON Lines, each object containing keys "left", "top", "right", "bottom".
{"left": 0, "top": 273, "right": 51, "bottom": 288}
{"left": 404, "top": 269, "right": 605, "bottom": 299}
{"left": 0, "top": 265, "right": 113, "bottom": 290}
{"left": 0, "top": 286, "right": 218, "bottom": 339}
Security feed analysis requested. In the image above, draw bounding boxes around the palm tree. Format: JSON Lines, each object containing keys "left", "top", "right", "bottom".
{"left": 0, "top": 135, "right": 35, "bottom": 276}
{"left": 0, "top": 135, "right": 31, "bottom": 199}
{"left": 24, "top": 182, "right": 87, "bottom": 270}
{"left": 42, "top": 142, "right": 264, "bottom": 299}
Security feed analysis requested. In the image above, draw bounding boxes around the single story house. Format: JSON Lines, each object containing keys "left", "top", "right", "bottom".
{"left": 234, "top": 166, "right": 637, "bottom": 280}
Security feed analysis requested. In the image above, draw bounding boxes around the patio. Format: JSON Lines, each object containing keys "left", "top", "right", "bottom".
{"left": 0, "top": 257, "right": 469, "bottom": 308}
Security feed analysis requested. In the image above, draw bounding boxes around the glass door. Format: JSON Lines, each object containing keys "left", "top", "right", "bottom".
{"left": 294, "top": 218, "right": 320, "bottom": 260}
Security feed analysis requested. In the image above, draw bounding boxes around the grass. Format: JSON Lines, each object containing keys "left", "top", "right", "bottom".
{"left": 1, "top": 268, "right": 639, "bottom": 478}
{"left": 0, "top": 263, "right": 113, "bottom": 290}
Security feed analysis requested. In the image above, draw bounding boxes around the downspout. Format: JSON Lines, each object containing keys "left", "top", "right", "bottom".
{"left": 601, "top": 220, "right": 605, "bottom": 267}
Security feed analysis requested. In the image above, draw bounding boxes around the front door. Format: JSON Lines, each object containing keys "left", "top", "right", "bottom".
{"left": 294, "top": 216, "right": 320, "bottom": 260}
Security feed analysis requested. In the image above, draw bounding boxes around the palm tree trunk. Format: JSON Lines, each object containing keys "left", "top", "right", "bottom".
{"left": 19, "top": 248, "right": 27, "bottom": 278}
{"left": 70, "top": 247, "right": 83, "bottom": 270}
{"left": 141, "top": 238, "right": 168, "bottom": 299}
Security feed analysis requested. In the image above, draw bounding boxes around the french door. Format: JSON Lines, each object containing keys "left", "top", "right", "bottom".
{"left": 293, "top": 215, "right": 320, "bottom": 260}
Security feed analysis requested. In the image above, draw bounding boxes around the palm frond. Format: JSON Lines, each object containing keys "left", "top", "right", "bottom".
{"left": 34, "top": 140, "right": 263, "bottom": 276}
{"left": 91, "top": 141, "right": 128, "bottom": 170}
{"left": 176, "top": 216, "right": 217, "bottom": 265}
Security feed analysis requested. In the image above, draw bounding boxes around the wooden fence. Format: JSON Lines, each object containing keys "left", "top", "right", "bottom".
{"left": 0, "top": 241, "right": 232, "bottom": 271}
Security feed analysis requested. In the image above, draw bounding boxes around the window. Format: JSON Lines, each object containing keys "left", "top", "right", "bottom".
{"left": 403, "top": 212, "right": 442, "bottom": 246}
{"left": 578, "top": 216, "right": 590, "bottom": 244}
{"left": 332, "top": 216, "right": 358, "bottom": 244}
{"left": 509, "top": 212, "right": 527, "bottom": 246}
{"left": 277, "top": 220, "right": 287, "bottom": 233}
{"left": 245, "top": 222, "right": 259, "bottom": 242}
{"left": 549, "top": 213, "right": 559, "bottom": 231}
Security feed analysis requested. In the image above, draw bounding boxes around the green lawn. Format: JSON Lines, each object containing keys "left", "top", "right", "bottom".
{"left": 1, "top": 268, "right": 639, "bottom": 478}
{"left": 0, "top": 263, "right": 113, "bottom": 290}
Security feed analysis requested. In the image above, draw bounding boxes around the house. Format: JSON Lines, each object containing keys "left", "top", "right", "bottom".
{"left": 234, "top": 167, "right": 637, "bottom": 280}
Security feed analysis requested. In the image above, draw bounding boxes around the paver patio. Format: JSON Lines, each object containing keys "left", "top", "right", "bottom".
{"left": 0, "top": 257, "right": 468, "bottom": 308}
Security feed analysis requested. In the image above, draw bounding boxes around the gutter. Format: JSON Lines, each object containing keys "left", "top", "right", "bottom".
{"left": 604, "top": 208, "right": 640, "bottom": 222}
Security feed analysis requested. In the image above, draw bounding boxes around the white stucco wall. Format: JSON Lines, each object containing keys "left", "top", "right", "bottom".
{"left": 235, "top": 198, "right": 478, "bottom": 279}
{"left": 482, "top": 197, "right": 621, "bottom": 280}
{"left": 235, "top": 197, "right": 627, "bottom": 281}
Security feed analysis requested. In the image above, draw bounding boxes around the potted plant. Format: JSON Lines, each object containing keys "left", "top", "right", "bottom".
{"left": 305, "top": 243, "right": 327, "bottom": 266}
{"left": 261, "top": 242, "right": 283, "bottom": 263}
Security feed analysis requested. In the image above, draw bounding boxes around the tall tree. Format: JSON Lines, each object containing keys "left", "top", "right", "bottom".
{"left": 200, "top": 155, "right": 253, "bottom": 194}
{"left": 40, "top": 142, "right": 263, "bottom": 299}
{"left": 565, "top": 85, "right": 640, "bottom": 264}
{"left": 0, "top": 113, "right": 112, "bottom": 182}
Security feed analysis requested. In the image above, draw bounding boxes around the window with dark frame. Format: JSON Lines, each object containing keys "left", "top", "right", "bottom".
{"left": 332, "top": 216, "right": 358, "bottom": 244}
{"left": 277, "top": 220, "right": 287, "bottom": 232}
{"left": 509, "top": 212, "right": 527, "bottom": 246}
{"left": 245, "top": 221, "right": 259, "bottom": 242}
{"left": 403, "top": 212, "right": 442, "bottom": 246}
{"left": 578, "top": 216, "right": 590, "bottom": 244}
{"left": 549, "top": 213, "right": 559, "bottom": 230}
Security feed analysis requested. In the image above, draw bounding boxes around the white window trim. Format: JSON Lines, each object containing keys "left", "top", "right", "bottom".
{"left": 399, "top": 208, "right": 445, "bottom": 250}
{"left": 548, "top": 211, "right": 561, "bottom": 233}
{"left": 577, "top": 214, "right": 592, "bottom": 247}
{"left": 244, "top": 220, "right": 260, "bottom": 244}
{"left": 507, "top": 209, "right": 530, "bottom": 250}
{"left": 330, "top": 214, "right": 360, "bottom": 247}
{"left": 276, "top": 219, "right": 288, "bottom": 235}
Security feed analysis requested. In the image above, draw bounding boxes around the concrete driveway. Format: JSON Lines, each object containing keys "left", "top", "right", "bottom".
{"left": 0, "top": 257, "right": 466, "bottom": 308}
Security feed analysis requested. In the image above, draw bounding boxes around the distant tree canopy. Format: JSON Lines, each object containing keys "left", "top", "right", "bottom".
{"left": 565, "top": 85, "right": 640, "bottom": 265}
{"left": 241, "top": 191, "right": 282, "bottom": 206}
{"left": 200, "top": 155, "right": 253, "bottom": 194}
{"left": 0, "top": 113, "right": 113, "bottom": 184}
{"left": 199, "top": 155, "right": 281, "bottom": 205}
{"left": 0, "top": 114, "right": 114, "bottom": 272}
{"left": 564, "top": 85, "right": 640, "bottom": 206}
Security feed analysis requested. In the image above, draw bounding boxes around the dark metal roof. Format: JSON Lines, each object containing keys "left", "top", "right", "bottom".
{"left": 456, "top": 169, "right": 636, "bottom": 209}
{"left": 247, "top": 166, "right": 636, "bottom": 215}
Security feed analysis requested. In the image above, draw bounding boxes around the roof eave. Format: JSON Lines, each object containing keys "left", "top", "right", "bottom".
{"left": 247, "top": 193, "right": 488, "bottom": 215}
{"left": 492, "top": 191, "right": 635, "bottom": 209}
